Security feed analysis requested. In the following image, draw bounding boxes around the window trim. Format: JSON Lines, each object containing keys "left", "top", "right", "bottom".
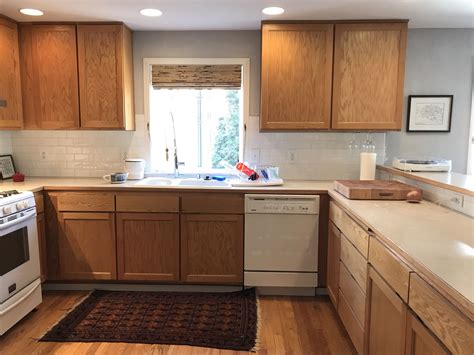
{"left": 467, "top": 58, "right": 474, "bottom": 175}
{"left": 143, "top": 57, "right": 250, "bottom": 174}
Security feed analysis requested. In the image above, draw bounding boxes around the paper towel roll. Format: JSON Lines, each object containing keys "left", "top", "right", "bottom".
{"left": 360, "top": 152, "right": 377, "bottom": 180}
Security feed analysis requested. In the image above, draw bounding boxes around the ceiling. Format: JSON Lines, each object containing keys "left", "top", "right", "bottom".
{"left": 1, "top": 0, "right": 473, "bottom": 30}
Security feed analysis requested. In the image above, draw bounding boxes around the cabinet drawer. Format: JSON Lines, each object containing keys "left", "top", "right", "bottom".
{"left": 329, "top": 201, "right": 369, "bottom": 258}
{"left": 338, "top": 289, "right": 364, "bottom": 354}
{"left": 57, "top": 192, "right": 115, "bottom": 212}
{"left": 409, "top": 273, "right": 474, "bottom": 354}
{"left": 368, "top": 236, "right": 411, "bottom": 302}
{"left": 340, "top": 235, "right": 367, "bottom": 290}
{"left": 339, "top": 261, "right": 366, "bottom": 326}
{"left": 34, "top": 192, "right": 44, "bottom": 214}
{"left": 116, "top": 193, "right": 179, "bottom": 213}
{"left": 180, "top": 193, "right": 244, "bottom": 214}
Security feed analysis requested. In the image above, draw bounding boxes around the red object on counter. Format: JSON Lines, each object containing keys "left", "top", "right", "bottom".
{"left": 12, "top": 172, "right": 25, "bottom": 182}
{"left": 235, "top": 162, "right": 259, "bottom": 180}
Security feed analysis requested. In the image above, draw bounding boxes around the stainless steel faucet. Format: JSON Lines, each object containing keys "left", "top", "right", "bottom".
{"left": 170, "top": 112, "right": 184, "bottom": 178}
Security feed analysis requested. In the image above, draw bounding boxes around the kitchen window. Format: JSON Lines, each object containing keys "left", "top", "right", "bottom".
{"left": 144, "top": 59, "right": 249, "bottom": 174}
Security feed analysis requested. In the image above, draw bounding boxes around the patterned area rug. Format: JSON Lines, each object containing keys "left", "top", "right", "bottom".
{"left": 40, "top": 288, "right": 259, "bottom": 351}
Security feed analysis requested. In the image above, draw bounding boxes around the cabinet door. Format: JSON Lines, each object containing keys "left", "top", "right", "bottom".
{"left": 19, "top": 25, "right": 80, "bottom": 129}
{"left": 261, "top": 24, "right": 333, "bottom": 130}
{"left": 332, "top": 23, "right": 407, "bottom": 130}
{"left": 366, "top": 265, "right": 407, "bottom": 355}
{"left": 117, "top": 213, "right": 179, "bottom": 281}
{"left": 37, "top": 213, "right": 47, "bottom": 283}
{"left": 405, "top": 311, "right": 449, "bottom": 355}
{"left": 181, "top": 214, "right": 243, "bottom": 284}
{"left": 327, "top": 221, "right": 341, "bottom": 307}
{"left": 77, "top": 24, "right": 125, "bottom": 129}
{"left": 58, "top": 212, "right": 116, "bottom": 280}
{"left": 0, "top": 18, "right": 22, "bottom": 129}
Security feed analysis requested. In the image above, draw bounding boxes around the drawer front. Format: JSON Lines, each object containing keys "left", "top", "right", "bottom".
{"left": 340, "top": 235, "right": 367, "bottom": 290}
{"left": 57, "top": 192, "right": 115, "bottom": 212}
{"left": 339, "top": 261, "right": 366, "bottom": 326}
{"left": 181, "top": 193, "right": 244, "bottom": 214}
{"left": 329, "top": 201, "right": 369, "bottom": 258}
{"left": 409, "top": 274, "right": 474, "bottom": 355}
{"left": 368, "top": 236, "right": 411, "bottom": 302}
{"left": 116, "top": 193, "right": 179, "bottom": 213}
{"left": 338, "top": 289, "right": 364, "bottom": 354}
{"left": 34, "top": 192, "right": 44, "bottom": 214}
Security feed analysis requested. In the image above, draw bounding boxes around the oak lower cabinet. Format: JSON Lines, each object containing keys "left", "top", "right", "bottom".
{"left": 260, "top": 23, "right": 333, "bottom": 130}
{"left": 405, "top": 311, "right": 449, "bottom": 355}
{"left": 0, "top": 18, "right": 22, "bottom": 129}
{"left": 366, "top": 265, "right": 407, "bottom": 355}
{"left": 36, "top": 213, "right": 47, "bottom": 283}
{"left": 327, "top": 221, "right": 341, "bottom": 306}
{"left": 57, "top": 212, "right": 116, "bottom": 280}
{"left": 181, "top": 214, "right": 243, "bottom": 284}
{"left": 116, "top": 213, "right": 179, "bottom": 281}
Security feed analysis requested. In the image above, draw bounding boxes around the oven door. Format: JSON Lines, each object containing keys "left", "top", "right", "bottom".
{"left": 0, "top": 209, "right": 40, "bottom": 304}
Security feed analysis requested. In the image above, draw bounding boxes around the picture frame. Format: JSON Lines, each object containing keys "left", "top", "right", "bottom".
{"left": 406, "top": 95, "right": 453, "bottom": 132}
{"left": 0, "top": 155, "right": 16, "bottom": 180}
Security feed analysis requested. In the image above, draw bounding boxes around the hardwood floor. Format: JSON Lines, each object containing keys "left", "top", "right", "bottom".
{"left": 0, "top": 291, "right": 356, "bottom": 354}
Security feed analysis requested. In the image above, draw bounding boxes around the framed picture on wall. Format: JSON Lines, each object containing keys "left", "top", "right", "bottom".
{"left": 0, "top": 155, "right": 15, "bottom": 180}
{"left": 406, "top": 95, "right": 453, "bottom": 132}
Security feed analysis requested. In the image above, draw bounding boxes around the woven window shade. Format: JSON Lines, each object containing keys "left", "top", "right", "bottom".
{"left": 151, "top": 64, "right": 242, "bottom": 89}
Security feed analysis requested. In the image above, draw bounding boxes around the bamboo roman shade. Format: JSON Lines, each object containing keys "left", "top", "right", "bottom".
{"left": 151, "top": 64, "right": 242, "bottom": 89}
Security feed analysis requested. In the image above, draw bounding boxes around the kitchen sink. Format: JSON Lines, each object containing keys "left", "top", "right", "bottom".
{"left": 176, "top": 178, "right": 230, "bottom": 187}
{"left": 134, "top": 177, "right": 174, "bottom": 186}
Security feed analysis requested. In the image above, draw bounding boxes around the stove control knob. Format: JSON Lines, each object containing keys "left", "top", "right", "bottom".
{"left": 16, "top": 202, "right": 25, "bottom": 210}
{"left": 24, "top": 200, "right": 29, "bottom": 208}
{"left": 3, "top": 206, "right": 13, "bottom": 214}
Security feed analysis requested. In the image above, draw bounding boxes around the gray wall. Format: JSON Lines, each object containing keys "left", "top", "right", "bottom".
{"left": 133, "top": 31, "right": 261, "bottom": 116}
{"left": 386, "top": 29, "right": 474, "bottom": 173}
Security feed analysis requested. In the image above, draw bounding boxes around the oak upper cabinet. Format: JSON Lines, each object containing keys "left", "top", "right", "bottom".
{"left": 405, "top": 311, "right": 449, "bottom": 355}
{"left": 366, "top": 265, "right": 407, "bottom": 355}
{"left": 77, "top": 24, "right": 134, "bottom": 130}
{"left": 0, "top": 18, "right": 22, "bottom": 129}
{"left": 181, "top": 214, "right": 244, "bottom": 284}
{"left": 19, "top": 24, "right": 80, "bottom": 129}
{"left": 116, "top": 213, "right": 180, "bottom": 282}
{"left": 57, "top": 212, "right": 117, "bottom": 280}
{"left": 327, "top": 221, "right": 341, "bottom": 307}
{"left": 260, "top": 23, "right": 333, "bottom": 130}
{"left": 332, "top": 23, "right": 407, "bottom": 130}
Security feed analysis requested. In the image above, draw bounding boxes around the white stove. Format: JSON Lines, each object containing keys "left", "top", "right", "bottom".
{"left": 0, "top": 190, "right": 42, "bottom": 336}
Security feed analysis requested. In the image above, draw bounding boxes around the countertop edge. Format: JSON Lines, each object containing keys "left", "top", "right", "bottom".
{"left": 328, "top": 189, "right": 474, "bottom": 321}
{"left": 377, "top": 165, "right": 474, "bottom": 197}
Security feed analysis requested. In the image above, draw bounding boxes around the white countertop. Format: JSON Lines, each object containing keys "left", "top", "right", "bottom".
{"left": 378, "top": 165, "right": 474, "bottom": 196}
{"left": 0, "top": 177, "right": 334, "bottom": 193}
{"left": 329, "top": 189, "right": 474, "bottom": 305}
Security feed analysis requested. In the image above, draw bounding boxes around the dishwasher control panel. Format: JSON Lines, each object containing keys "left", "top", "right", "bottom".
{"left": 245, "top": 194, "right": 320, "bottom": 215}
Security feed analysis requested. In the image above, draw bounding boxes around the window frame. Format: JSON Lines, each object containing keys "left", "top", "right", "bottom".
{"left": 467, "top": 58, "right": 474, "bottom": 175}
{"left": 143, "top": 57, "right": 250, "bottom": 175}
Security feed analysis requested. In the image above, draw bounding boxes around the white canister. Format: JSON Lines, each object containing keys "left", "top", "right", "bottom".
{"left": 125, "top": 159, "right": 145, "bottom": 180}
{"left": 360, "top": 152, "right": 377, "bottom": 180}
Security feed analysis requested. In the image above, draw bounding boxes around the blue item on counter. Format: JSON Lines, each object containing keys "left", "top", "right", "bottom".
{"left": 211, "top": 176, "right": 226, "bottom": 181}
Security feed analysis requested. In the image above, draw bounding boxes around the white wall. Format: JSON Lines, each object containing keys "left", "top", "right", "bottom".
{"left": 386, "top": 29, "right": 474, "bottom": 173}
{"left": 0, "top": 132, "right": 12, "bottom": 155}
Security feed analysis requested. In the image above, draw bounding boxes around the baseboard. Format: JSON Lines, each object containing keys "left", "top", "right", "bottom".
{"left": 42, "top": 283, "right": 242, "bottom": 293}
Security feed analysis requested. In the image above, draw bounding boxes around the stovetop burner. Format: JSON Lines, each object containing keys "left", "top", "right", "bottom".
{"left": 0, "top": 190, "right": 21, "bottom": 198}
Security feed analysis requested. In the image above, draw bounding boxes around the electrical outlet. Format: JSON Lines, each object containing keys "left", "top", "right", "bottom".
{"left": 287, "top": 150, "right": 297, "bottom": 163}
{"left": 250, "top": 149, "right": 260, "bottom": 164}
{"left": 41, "top": 151, "right": 46, "bottom": 160}
{"left": 122, "top": 151, "right": 128, "bottom": 161}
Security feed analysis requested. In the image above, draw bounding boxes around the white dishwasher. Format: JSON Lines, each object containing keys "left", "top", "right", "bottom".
{"left": 244, "top": 194, "right": 319, "bottom": 292}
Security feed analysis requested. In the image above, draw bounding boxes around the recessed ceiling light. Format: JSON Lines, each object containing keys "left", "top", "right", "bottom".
{"left": 19, "top": 8, "right": 44, "bottom": 16}
{"left": 262, "top": 7, "right": 285, "bottom": 16}
{"left": 139, "top": 8, "right": 163, "bottom": 17}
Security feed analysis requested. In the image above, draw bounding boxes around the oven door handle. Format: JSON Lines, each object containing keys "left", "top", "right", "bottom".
{"left": 0, "top": 280, "right": 41, "bottom": 316}
{"left": 0, "top": 210, "right": 36, "bottom": 232}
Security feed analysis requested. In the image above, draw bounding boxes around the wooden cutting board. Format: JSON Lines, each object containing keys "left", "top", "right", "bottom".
{"left": 334, "top": 180, "right": 422, "bottom": 200}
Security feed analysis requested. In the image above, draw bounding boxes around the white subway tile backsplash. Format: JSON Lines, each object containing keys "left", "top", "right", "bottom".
{"left": 4, "top": 114, "right": 385, "bottom": 180}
